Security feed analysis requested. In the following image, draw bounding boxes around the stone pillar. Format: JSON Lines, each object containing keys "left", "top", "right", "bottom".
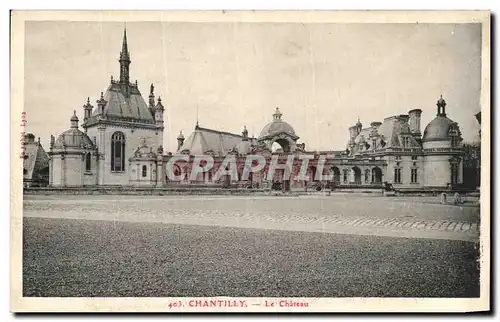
{"left": 156, "top": 159, "right": 164, "bottom": 188}
{"left": 98, "top": 153, "right": 105, "bottom": 185}
{"left": 81, "top": 153, "right": 84, "bottom": 186}
{"left": 136, "top": 163, "right": 140, "bottom": 184}
{"left": 94, "top": 153, "right": 98, "bottom": 185}
{"left": 97, "top": 126, "right": 106, "bottom": 185}
{"left": 48, "top": 156, "right": 53, "bottom": 186}
{"left": 459, "top": 159, "right": 464, "bottom": 184}
{"left": 61, "top": 154, "right": 66, "bottom": 187}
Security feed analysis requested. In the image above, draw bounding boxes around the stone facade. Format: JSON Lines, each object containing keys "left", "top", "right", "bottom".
{"left": 47, "top": 29, "right": 467, "bottom": 192}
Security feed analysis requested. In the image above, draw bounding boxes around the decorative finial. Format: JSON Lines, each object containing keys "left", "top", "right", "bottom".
{"left": 135, "top": 80, "right": 138, "bottom": 86}
{"left": 37, "top": 137, "right": 41, "bottom": 145}
{"left": 157, "top": 96, "right": 162, "bottom": 102}
{"left": 87, "top": 97, "right": 90, "bottom": 104}
{"left": 100, "top": 92, "right": 104, "bottom": 99}
{"left": 73, "top": 110, "right": 76, "bottom": 116}
{"left": 150, "top": 83, "right": 154, "bottom": 94}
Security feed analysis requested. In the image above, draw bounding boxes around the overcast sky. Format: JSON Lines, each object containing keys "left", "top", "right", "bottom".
{"left": 24, "top": 21, "right": 482, "bottom": 151}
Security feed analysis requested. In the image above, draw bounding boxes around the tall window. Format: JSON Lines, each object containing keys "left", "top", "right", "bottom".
{"left": 411, "top": 169, "right": 418, "bottom": 183}
{"left": 394, "top": 168, "right": 402, "bottom": 184}
{"left": 343, "top": 169, "right": 348, "bottom": 183}
{"left": 451, "top": 136, "right": 459, "bottom": 147}
{"left": 111, "top": 132, "right": 126, "bottom": 172}
{"left": 85, "top": 152, "right": 92, "bottom": 172}
{"left": 142, "top": 165, "right": 147, "bottom": 178}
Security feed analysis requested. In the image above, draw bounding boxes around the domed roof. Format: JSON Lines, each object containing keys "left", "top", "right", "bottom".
{"left": 54, "top": 129, "right": 94, "bottom": 148}
{"left": 423, "top": 116, "right": 455, "bottom": 141}
{"left": 54, "top": 112, "right": 94, "bottom": 149}
{"left": 259, "top": 107, "right": 296, "bottom": 139}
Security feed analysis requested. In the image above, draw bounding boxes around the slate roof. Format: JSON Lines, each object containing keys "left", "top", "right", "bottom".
{"left": 178, "top": 126, "right": 257, "bottom": 156}
{"left": 23, "top": 140, "right": 49, "bottom": 181}
{"left": 349, "top": 115, "right": 421, "bottom": 154}
{"left": 422, "top": 116, "right": 456, "bottom": 141}
{"left": 92, "top": 82, "right": 154, "bottom": 122}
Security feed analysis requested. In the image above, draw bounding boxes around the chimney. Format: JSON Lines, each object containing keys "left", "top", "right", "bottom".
{"left": 408, "top": 109, "right": 422, "bottom": 138}
{"left": 398, "top": 114, "right": 409, "bottom": 123}
{"left": 370, "top": 122, "right": 382, "bottom": 137}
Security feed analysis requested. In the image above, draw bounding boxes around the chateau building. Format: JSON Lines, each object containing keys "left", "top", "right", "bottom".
{"left": 47, "top": 29, "right": 467, "bottom": 191}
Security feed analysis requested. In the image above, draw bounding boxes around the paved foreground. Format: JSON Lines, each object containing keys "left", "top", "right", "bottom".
{"left": 23, "top": 217, "right": 479, "bottom": 297}
{"left": 23, "top": 195, "right": 480, "bottom": 242}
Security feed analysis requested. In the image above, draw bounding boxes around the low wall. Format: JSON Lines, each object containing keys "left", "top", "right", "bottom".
{"left": 23, "top": 187, "right": 272, "bottom": 196}
{"left": 23, "top": 186, "right": 480, "bottom": 196}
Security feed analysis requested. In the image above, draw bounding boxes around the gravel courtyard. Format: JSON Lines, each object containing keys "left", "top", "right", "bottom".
{"left": 22, "top": 194, "right": 481, "bottom": 297}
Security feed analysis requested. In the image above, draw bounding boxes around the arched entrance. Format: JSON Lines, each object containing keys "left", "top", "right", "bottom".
{"left": 372, "top": 167, "right": 382, "bottom": 184}
{"left": 352, "top": 166, "right": 362, "bottom": 184}
{"left": 331, "top": 167, "right": 341, "bottom": 183}
{"left": 271, "top": 138, "right": 291, "bottom": 153}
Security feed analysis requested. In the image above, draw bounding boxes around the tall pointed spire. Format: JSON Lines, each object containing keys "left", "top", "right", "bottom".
{"left": 119, "top": 27, "right": 131, "bottom": 85}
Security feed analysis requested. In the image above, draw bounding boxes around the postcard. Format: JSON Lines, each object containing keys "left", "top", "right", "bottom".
{"left": 11, "top": 10, "right": 490, "bottom": 313}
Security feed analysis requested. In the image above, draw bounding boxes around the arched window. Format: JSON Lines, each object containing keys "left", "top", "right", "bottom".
{"left": 142, "top": 165, "right": 147, "bottom": 178}
{"left": 111, "top": 132, "right": 126, "bottom": 172}
{"left": 85, "top": 152, "right": 92, "bottom": 172}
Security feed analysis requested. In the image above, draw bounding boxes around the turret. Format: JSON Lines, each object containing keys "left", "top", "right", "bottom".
{"left": 96, "top": 92, "right": 107, "bottom": 115}
{"left": 437, "top": 95, "right": 447, "bottom": 117}
{"left": 273, "top": 107, "right": 283, "bottom": 121}
{"left": 70, "top": 110, "right": 79, "bottom": 129}
{"left": 148, "top": 83, "right": 156, "bottom": 117}
{"left": 83, "top": 97, "right": 93, "bottom": 125}
{"left": 50, "top": 134, "right": 55, "bottom": 149}
{"left": 177, "top": 131, "right": 185, "bottom": 151}
{"left": 155, "top": 96, "right": 164, "bottom": 129}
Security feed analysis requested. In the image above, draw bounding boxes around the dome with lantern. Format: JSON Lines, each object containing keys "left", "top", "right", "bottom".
{"left": 259, "top": 107, "right": 297, "bottom": 139}
{"left": 422, "top": 95, "right": 460, "bottom": 142}
{"left": 53, "top": 111, "right": 94, "bottom": 149}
